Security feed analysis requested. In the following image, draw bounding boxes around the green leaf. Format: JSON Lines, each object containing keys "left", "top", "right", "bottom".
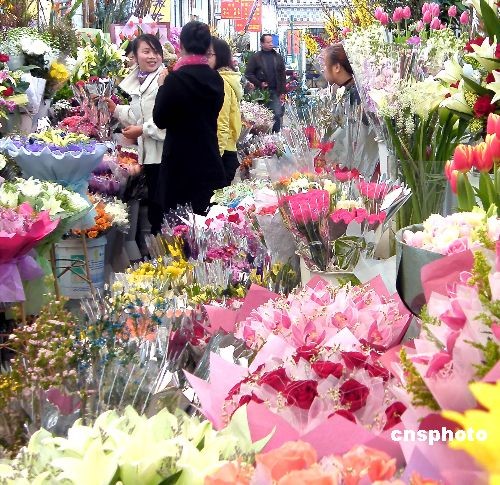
{"left": 67, "top": 0, "right": 84, "bottom": 19}
{"left": 158, "top": 470, "right": 183, "bottom": 485}
{"left": 462, "top": 76, "right": 492, "bottom": 96}
{"left": 457, "top": 172, "right": 475, "bottom": 211}
{"left": 480, "top": 0, "right": 500, "bottom": 41}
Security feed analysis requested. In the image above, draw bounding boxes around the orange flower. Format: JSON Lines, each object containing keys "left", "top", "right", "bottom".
{"left": 452, "top": 144, "right": 474, "bottom": 172}
{"left": 87, "top": 230, "right": 98, "bottom": 238}
{"left": 255, "top": 441, "right": 318, "bottom": 482}
{"left": 410, "top": 472, "right": 441, "bottom": 485}
{"left": 340, "top": 446, "right": 396, "bottom": 485}
{"left": 277, "top": 466, "right": 340, "bottom": 485}
{"left": 205, "top": 461, "right": 252, "bottom": 485}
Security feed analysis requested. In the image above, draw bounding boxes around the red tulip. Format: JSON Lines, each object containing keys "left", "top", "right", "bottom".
{"left": 473, "top": 142, "right": 493, "bottom": 172}
{"left": 487, "top": 113, "right": 500, "bottom": 138}
{"left": 452, "top": 144, "right": 474, "bottom": 172}
{"left": 445, "top": 162, "right": 459, "bottom": 193}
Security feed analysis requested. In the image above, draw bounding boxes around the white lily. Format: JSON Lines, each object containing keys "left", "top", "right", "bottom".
{"left": 52, "top": 440, "right": 118, "bottom": 485}
{"left": 486, "top": 70, "right": 500, "bottom": 103}
{"left": 470, "top": 39, "right": 500, "bottom": 71}
{"left": 440, "top": 89, "right": 474, "bottom": 115}
{"left": 436, "top": 55, "right": 463, "bottom": 84}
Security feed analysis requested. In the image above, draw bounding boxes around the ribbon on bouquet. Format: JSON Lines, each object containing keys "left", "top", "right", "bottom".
{"left": 0, "top": 252, "right": 44, "bottom": 303}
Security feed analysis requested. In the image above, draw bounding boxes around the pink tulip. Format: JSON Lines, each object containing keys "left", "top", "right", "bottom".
{"left": 402, "top": 6, "right": 411, "bottom": 19}
{"left": 448, "top": 5, "right": 457, "bottom": 17}
{"left": 374, "top": 6, "right": 384, "bottom": 20}
{"left": 379, "top": 12, "right": 389, "bottom": 25}
{"left": 430, "top": 16, "right": 441, "bottom": 29}
{"left": 392, "top": 6, "right": 404, "bottom": 22}
{"left": 423, "top": 10, "right": 432, "bottom": 23}
{"left": 440, "top": 22, "right": 447, "bottom": 29}
{"left": 430, "top": 2, "right": 440, "bottom": 16}
{"left": 422, "top": 2, "right": 430, "bottom": 14}
{"left": 416, "top": 20, "right": 425, "bottom": 31}
{"left": 460, "top": 10, "right": 469, "bottom": 24}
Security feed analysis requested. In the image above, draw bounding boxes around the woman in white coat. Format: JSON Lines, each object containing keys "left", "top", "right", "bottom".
{"left": 106, "top": 34, "right": 166, "bottom": 231}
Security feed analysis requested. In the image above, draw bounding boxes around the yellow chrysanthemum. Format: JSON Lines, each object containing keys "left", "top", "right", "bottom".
{"left": 442, "top": 381, "right": 500, "bottom": 479}
{"left": 49, "top": 61, "right": 70, "bottom": 83}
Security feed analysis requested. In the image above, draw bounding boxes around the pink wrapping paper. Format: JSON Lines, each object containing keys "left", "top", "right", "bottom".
{"left": 246, "top": 401, "right": 404, "bottom": 463}
{"left": 421, "top": 250, "right": 474, "bottom": 302}
{"left": 204, "top": 305, "right": 237, "bottom": 334}
{"left": 235, "top": 284, "right": 280, "bottom": 323}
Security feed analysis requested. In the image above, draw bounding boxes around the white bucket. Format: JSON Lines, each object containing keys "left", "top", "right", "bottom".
{"left": 55, "top": 237, "right": 107, "bottom": 298}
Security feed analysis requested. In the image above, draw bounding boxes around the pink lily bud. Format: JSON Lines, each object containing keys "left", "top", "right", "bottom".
{"left": 402, "top": 6, "right": 411, "bottom": 19}
{"left": 460, "top": 10, "right": 469, "bottom": 24}
{"left": 416, "top": 20, "right": 425, "bottom": 32}
{"left": 448, "top": 5, "right": 457, "bottom": 17}
{"left": 430, "top": 16, "right": 441, "bottom": 29}
{"left": 423, "top": 11, "right": 432, "bottom": 23}
{"left": 430, "top": 2, "right": 440, "bottom": 16}
{"left": 392, "top": 7, "right": 404, "bottom": 23}
{"left": 379, "top": 12, "right": 389, "bottom": 25}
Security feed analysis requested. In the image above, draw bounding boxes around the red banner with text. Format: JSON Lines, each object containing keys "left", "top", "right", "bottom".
{"left": 234, "top": 0, "right": 262, "bottom": 32}
{"left": 221, "top": 0, "right": 242, "bottom": 19}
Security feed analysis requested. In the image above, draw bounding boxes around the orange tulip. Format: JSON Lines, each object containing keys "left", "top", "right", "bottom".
{"left": 485, "top": 133, "right": 500, "bottom": 166}
{"left": 452, "top": 144, "right": 473, "bottom": 172}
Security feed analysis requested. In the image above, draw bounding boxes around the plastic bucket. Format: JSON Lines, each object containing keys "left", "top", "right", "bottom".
{"left": 55, "top": 237, "right": 107, "bottom": 298}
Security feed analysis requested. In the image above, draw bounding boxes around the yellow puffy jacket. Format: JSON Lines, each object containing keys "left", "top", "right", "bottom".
{"left": 217, "top": 69, "right": 243, "bottom": 155}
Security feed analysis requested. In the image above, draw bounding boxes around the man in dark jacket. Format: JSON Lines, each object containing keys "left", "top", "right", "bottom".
{"left": 245, "top": 34, "right": 286, "bottom": 132}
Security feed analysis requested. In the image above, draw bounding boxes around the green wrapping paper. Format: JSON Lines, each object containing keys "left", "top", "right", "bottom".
{"left": 396, "top": 225, "right": 443, "bottom": 316}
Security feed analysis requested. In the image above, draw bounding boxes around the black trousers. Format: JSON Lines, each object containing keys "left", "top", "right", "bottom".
{"left": 143, "top": 163, "right": 163, "bottom": 234}
{"left": 221, "top": 150, "right": 239, "bottom": 185}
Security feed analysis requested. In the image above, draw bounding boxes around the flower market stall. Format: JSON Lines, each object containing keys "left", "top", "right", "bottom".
{"left": 0, "top": 0, "right": 499, "bottom": 484}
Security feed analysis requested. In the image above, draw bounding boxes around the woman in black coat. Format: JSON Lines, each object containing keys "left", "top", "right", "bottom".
{"left": 153, "top": 21, "right": 226, "bottom": 229}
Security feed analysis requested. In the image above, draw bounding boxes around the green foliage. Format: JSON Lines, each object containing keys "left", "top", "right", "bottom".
{"left": 243, "top": 88, "right": 271, "bottom": 105}
{"left": 400, "top": 348, "right": 440, "bottom": 411}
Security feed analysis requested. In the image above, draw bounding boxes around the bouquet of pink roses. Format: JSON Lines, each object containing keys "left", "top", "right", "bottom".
{"left": 236, "top": 276, "right": 410, "bottom": 352}
{"left": 0, "top": 202, "right": 59, "bottom": 302}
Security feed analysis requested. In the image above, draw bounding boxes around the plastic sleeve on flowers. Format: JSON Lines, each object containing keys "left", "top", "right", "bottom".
{"left": 114, "top": 104, "right": 136, "bottom": 127}
{"left": 142, "top": 119, "right": 166, "bottom": 142}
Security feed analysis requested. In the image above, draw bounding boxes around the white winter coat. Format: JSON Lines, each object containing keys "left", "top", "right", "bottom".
{"left": 114, "top": 66, "right": 165, "bottom": 165}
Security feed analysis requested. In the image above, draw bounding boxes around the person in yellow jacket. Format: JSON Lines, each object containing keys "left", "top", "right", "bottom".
{"left": 208, "top": 37, "right": 243, "bottom": 185}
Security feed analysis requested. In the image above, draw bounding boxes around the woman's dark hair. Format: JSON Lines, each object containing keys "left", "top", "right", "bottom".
{"left": 125, "top": 39, "right": 135, "bottom": 57}
{"left": 211, "top": 37, "right": 235, "bottom": 71}
{"left": 324, "top": 43, "right": 353, "bottom": 75}
{"left": 180, "top": 21, "right": 211, "bottom": 55}
{"left": 133, "top": 34, "right": 163, "bottom": 58}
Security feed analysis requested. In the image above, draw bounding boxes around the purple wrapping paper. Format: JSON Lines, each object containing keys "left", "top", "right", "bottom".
{"left": 0, "top": 253, "right": 44, "bottom": 302}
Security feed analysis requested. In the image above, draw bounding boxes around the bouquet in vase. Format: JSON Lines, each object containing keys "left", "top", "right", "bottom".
{"left": 344, "top": 9, "right": 468, "bottom": 227}
{"left": 275, "top": 171, "right": 410, "bottom": 272}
